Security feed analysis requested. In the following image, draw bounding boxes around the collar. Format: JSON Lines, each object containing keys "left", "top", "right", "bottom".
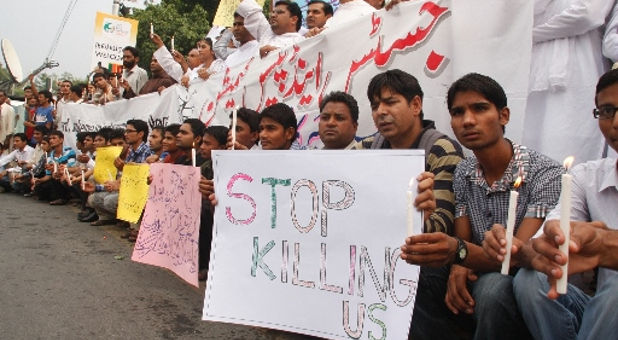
{"left": 381, "top": 120, "right": 436, "bottom": 149}
{"left": 599, "top": 159, "right": 618, "bottom": 192}
{"left": 466, "top": 141, "right": 530, "bottom": 193}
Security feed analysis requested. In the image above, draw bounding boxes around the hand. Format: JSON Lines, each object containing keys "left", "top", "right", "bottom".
{"left": 157, "top": 86, "right": 166, "bottom": 94}
{"left": 181, "top": 75, "right": 190, "bottom": 88}
{"left": 414, "top": 171, "right": 435, "bottom": 219}
{"left": 114, "top": 157, "right": 125, "bottom": 171}
{"left": 82, "top": 181, "right": 95, "bottom": 193}
{"left": 197, "top": 68, "right": 210, "bottom": 80}
{"left": 150, "top": 33, "right": 164, "bottom": 48}
{"left": 145, "top": 154, "right": 159, "bottom": 164}
{"left": 199, "top": 176, "right": 218, "bottom": 205}
{"left": 120, "top": 79, "right": 130, "bottom": 90}
{"left": 385, "top": 0, "right": 410, "bottom": 10}
{"left": 172, "top": 50, "right": 185, "bottom": 65}
{"left": 304, "top": 27, "right": 325, "bottom": 38}
{"left": 482, "top": 224, "right": 523, "bottom": 263}
{"left": 400, "top": 232, "right": 457, "bottom": 267}
{"left": 226, "top": 130, "right": 249, "bottom": 150}
{"left": 77, "top": 154, "right": 90, "bottom": 164}
{"left": 104, "top": 180, "right": 119, "bottom": 192}
{"left": 445, "top": 265, "right": 477, "bottom": 315}
{"left": 259, "top": 45, "right": 278, "bottom": 58}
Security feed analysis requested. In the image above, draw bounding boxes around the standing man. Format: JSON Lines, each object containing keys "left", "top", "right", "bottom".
{"left": 318, "top": 91, "right": 358, "bottom": 149}
{"left": 0, "top": 90, "right": 16, "bottom": 151}
{"left": 120, "top": 46, "right": 148, "bottom": 99}
{"left": 306, "top": 1, "right": 333, "bottom": 32}
{"left": 124, "top": 58, "right": 177, "bottom": 98}
{"left": 223, "top": 13, "right": 259, "bottom": 68}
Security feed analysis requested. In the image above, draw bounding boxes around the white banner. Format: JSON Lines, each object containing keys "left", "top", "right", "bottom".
{"left": 204, "top": 150, "right": 425, "bottom": 339}
{"left": 63, "top": 0, "right": 532, "bottom": 151}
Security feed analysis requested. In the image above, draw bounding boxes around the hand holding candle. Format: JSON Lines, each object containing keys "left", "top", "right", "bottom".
{"left": 150, "top": 22, "right": 154, "bottom": 36}
{"left": 81, "top": 169, "right": 86, "bottom": 191}
{"left": 557, "top": 156, "right": 574, "bottom": 294}
{"left": 501, "top": 176, "right": 522, "bottom": 275}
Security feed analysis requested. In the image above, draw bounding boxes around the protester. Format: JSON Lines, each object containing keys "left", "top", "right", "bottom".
{"left": 318, "top": 91, "right": 358, "bottom": 149}
{"left": 33, "top": 130, "right": 76, "bottom": 204}
{"left": 124, "top": 57, "right": 177, "bottom": 98}
{"left": 174, "top": 119, "right": 205, "bottom": 166}
{"left": 91, "top": 73, "right": 116, "bottom": 105}
{"left": 145, "top": 126, "right": 165, "bottom": 163}
{"left": 120, "top": 46, "right": 149, "bottom": 98}
{"left": 304, "top": 0, "right": 333, "bottom": 36}
{"left": 217, "top": 13, "right": 259, "bottom": 68}
{"left": 0, "top": 90, "right": 16, "bottom": 151}
{"left": 161, "top": 124, "right": 183, "bottom": 163}
{"left": 226, "top": 108, "right": 260, "bottom": 150}
{"left": 259, "top": 103, "right": 302, "bottom": 150}
{"left": 194, "top": 38, "right": 226, "bottom": 82}
{"left": 0, "top": 133, "right": 34, "bottom": 193}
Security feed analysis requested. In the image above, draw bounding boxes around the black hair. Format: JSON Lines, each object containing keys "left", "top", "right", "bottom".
{"left": 308, "top": 0, "right": 334, "bottom": 16}
{"left": 34, "top": 125, "right": 49, "bottom": 135}
{"left": 126, "top": 119, "right": 149, "bottom": 142}
{"left": 123, "top": 46, "right": 140, "bottom": 58}
{"left": 92, "top": 72, "right": 108, "bottom": 81}
{"left": 233, "top": 11, "right": 242, "bottom": 19}
{"left": 13, "top": 133, "right": 28, "bottom": 143}
{"left": 260, "top": 103, "right": 298, "bottom": 137}
{"left": 61, "top": 79, "right": 73, "bottom": 86}
{"left": 151, "top": 125, "right": 164, "bottom": 137}
{"left": 96, "top": 127, "right": 113, "bottom": 142}
{"left": 69, "top": 84, "right": 83, "bottom": 97}
{"left": 39, "top": 90, "right": 53, "bottom": 102}
{"left": 595, "top": 68, "right": 618, "bottom": 105}
{"left": 204, "top": 126, "right": 230, "bottom": 146}
{"left": 49, "top": 130, "right": 64, "bottom": 139}
{"left": 183, "top": 118, "right": 206, "bottom": 139}
{"left": 367, "top": 69, "right": 424, "bottom": 120}
{"left": 319, "top": 91, "right": 359, "bottom": 123}
{"left": 164, "top": 124, "right": 181, "bottom": 136}
{"left": 230, "top": 108, "right": 260, "bottom": 132}
{"left": 275, "top": 1, "right": 303, "bottom": 31}
{"left": 109, "top": 128, "right": 125, "bottom": 141}
{"left": 76, "top": 132, "right": 89, "bottom": 144}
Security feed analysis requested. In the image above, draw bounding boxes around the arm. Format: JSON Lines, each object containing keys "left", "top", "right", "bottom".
{"left": 213, "top": 28, "right": 235, "bottom": 60}
{"left": 237, "top": 0, "right": 271, "bottom": 44}
{"left": 533, "top": 0, "right": 614, "bottom": 43}
{"left": 152, "top": 44, "right": 184, "bottom": 82}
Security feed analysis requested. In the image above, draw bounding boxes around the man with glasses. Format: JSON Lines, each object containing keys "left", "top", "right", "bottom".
{"left": 486, "top": 68, "right": 618, "bottom": 339}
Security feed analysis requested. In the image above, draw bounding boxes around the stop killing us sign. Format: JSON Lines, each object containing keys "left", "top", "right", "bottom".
{"left": 203, "top": 150, "right": 424, "bottom": 339}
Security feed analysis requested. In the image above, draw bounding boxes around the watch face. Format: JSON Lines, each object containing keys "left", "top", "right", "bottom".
{"left": 459, "top": 248, "right": 467, "bottom": 259}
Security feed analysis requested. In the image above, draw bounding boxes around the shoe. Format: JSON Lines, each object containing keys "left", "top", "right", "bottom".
{"left": 116, "top": 221, "right": 130, "bottom": 229}
{"left": 23, "top": 192, "right": 33, "bottom": 197}
{"left": 79, "top": 211, "right": 98, "bottom": 223}
{"left": 78, "top": 208, "right": 94, "bottom": 218}
{"left": 90, "top": 219, "right": 116, "bottom": 226}
{"left": 50, "top": 199, "right": 67, "bottom": 205}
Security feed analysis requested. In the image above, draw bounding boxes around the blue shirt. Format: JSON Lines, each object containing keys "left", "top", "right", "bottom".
{"left": 125, "top": 142, "right": 153, "bottom": 164}
{"left": 46, "top": 146, "right": 76, "bottom": 175}
{"left": 34, "top": 106, "right": 54, "bottom": 126}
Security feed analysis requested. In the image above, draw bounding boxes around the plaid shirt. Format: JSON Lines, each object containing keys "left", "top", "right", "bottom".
{"left": 454, "top": 142, "right": 564, "bottom": 245}
{"left": 125, "top": 142, "right": 153, "bottom": 164}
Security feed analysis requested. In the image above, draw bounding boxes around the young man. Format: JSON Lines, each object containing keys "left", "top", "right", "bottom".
{"left": 34, "top": 130, "right": 76, "bottom": 204}
{"left": 220, "top": 13, "right": 259, "bottom": 68}
{"left": 306, "top": 1, "right": 333, "bottom": 30}
{"left": 358, "top": 69, "right": 463, "bottom": 234}
{"left": 0, "top": 133, "right": 34, "bottom": 193}
{"left": 0, "top": 90, "right": 16, "bottom": 151}
{"left": 91, "top": 73, "right": 115, "bottom": 105}
{"left": 259, "top": 103, "right": 301, "bottom": 150}
{"left": 404, "top": 73, "right": 563, "bottom": 339}
{"left": 120, "top": 46, "right": 148, "bottom": 98}
{"left": 32, "top": 90, "right": 54, "bottom": 130}
{"left": 114, "top": 119, "right": 152, "bottom": 171}
{"left": 175, "top": 119, "right": 205, "bottom": 166}
{"left": 505, "top": 68, "right": 618, "bottom": 340}
{"left": 145, "top": 126, "right": 165, "bottom": 163}
{"left": 318, "top": 91, "right": 358, "bottom": 149}
{"left": 161, "top": 124, "right": 183, "bottom": 163}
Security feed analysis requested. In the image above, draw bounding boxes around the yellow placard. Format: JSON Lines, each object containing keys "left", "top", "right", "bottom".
{"left": 93, "top": 146, "right": 123, "bottom": 184}
{"left": 212, "top": 0, "right": 267, "bottom": 27}
{"left": 117, "top": 163, "right": 151, "bottom": 224}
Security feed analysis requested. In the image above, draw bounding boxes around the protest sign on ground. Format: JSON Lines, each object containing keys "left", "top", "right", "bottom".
{"left": 203, "top": 150, "right": 424, "bottom": 339}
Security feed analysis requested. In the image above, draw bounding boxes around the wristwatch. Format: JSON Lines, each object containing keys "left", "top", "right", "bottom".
{"left": 453, "top": 237, "right": 468, "bottom": 265}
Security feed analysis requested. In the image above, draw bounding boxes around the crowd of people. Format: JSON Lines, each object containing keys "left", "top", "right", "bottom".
{"left": 0, "top": 0, "right": 617, "bottom": 339}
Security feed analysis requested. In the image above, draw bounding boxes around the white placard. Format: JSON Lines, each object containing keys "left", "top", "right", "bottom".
{"left": 204, "top": 150, "right": 425, "bottom": 339}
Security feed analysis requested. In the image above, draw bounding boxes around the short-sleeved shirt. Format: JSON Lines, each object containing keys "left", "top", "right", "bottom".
{"left": 34, "top": 106, "right": 53, "bottom": 126}
{"left": 46, "top": 146, "right": 77, "bottom": 175}
{"left": 454, "top": 142, "right": 564, "bottom": 245}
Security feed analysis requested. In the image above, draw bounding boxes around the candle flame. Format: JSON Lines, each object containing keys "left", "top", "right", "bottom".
{"left": 563, "top": 156, "right": 574, "bottom": 170}
{"left": 514, "top": 176, "right": 522, "bottom": 189}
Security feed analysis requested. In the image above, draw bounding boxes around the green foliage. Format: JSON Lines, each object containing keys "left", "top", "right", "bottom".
{"left": 130, "top": 0, "right": 212, "bottom": 71}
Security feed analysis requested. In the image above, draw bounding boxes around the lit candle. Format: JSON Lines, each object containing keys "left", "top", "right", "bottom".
{"left": 502, "top": 176, "right": 522, "bottom": 275}
{"left": 191, "top": 141, "right": 196, "bottom": 167}
{"left": 231, "top": 106, "right": 238, "bottom": 150}
{"left": 81, "top": 169, "right": 85, "bottom": 191}
{"left": 150, "top": 22, "right": 154, "bottom": 36}
{"left": 406, "top": 176, "right": 415, "bottom": 237}
{"left": 557, "top": 156, "right": 574, "bottom": 294}
{"left": 171, "top": 35, "right": 175, "bottom": 52}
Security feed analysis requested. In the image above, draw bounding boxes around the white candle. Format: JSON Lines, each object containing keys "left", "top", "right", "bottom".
{"left": 231, "top": 107, "right": 238, "bottom": 150}
{"left": 406, "top": 177, "right": 415, "bottom": 237}
{"left": 53, "top": 161, "right": 58, "bottom": 174}
{"left": 64, "top": 167, "right": 72, "bottom": 186}
{"left": 557, "top": 156, "right": 574, "bottom": 294}
{"left": 191, "top": 141, "right": 196, "bottom": 167}
{"left": 81, "top": 169, "right": 85, "bottom": 191}
{"left": 171, "top": 35, "right": 175, "bottom": 52}
{"left": 501, "top": 177, "right": 521, "bottom": 274}
{"left": 150, "top": 23, "right": 154, "bottom": 35}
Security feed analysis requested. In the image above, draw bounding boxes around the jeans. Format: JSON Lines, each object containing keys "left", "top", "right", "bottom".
{"left": 513, "top": 268, "right": 618, "bottom": 340}
{"left": 410, "top": 266, "right": 531, "bottom": 340}
{"left": 87, "top": 191, "right": 119, "bottom": 220}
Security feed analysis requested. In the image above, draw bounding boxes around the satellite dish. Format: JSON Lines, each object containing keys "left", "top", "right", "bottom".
{"left": 1, "top": 39, "right": 24, "bottom": 83}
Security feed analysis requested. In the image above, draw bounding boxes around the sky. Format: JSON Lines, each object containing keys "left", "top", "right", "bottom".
{"left": 1, "top": 1, "right": 130, "bottom": 81}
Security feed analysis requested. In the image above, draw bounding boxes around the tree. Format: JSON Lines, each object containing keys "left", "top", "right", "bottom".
{"left": 130, "top": 0, "right": 212, "bottom": 72}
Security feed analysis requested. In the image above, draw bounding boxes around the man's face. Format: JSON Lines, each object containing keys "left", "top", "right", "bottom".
{"left": 123, "top": 50, "right": 137, "bottom": 69}
{"left": 60, "top": 82, "right": 71, "bottom": 96}
{"left": 232, "top": 16, "right": 253, "bottom": 44}
{"left": 234, "top": 119, "right": 258, "bottom": 149}
{"left": 306, "top": 3, "right": 330, "bottom": 29}
{"left": 259, "top": 117, "right": 294, "bottom": 150}
{"left": 148, "top": 129, "right": 163, "bottom": 151}
{"left": 110, "top": 137, "right": 125, "bottom": 147}
{"left": 176, "top": 123, "right": 199, "bottom": 150}
{"left": 93, "top": 135, "right": 107, "bottom": 148}
{"left": 187, "top": 49, "right": 201, "bottom": 69}
{"left": 13, "top": 137, "right": 26, "bottom": 150}
{"left": 49, "top": 135, "right": 63, "bottom": 148}
{"left": 150, "top": 58, "right": 163, "bottom": 74}
{"left": 0, "top": 92, "right": 6, "bottom": 105}
{"left": 200, "top": 134, "right": 224, "bottom": 159}
{"left": 24, "top": 89, "right": 33, "bottom": 100}
{"left": 94, "top": 76, "right": 108, "bottom": 90}
{"left": 319, "top": 101, "right": 357, "bottom": 149}
{"left": 27, "top": 98, "right": 38, "bottom": 109}
{"left": 371, "top": 88, "right": 420, "bottom": 144}
{"left": 270, "top": 4, "right": 297, "bottom": 34}
{"left": 124, "top": 124, "right": 142, "bottom": 145}
{"left": 162, "top": 131, "right": 178, "bottom": 152}
{"left": 83, "top": 136, "right": 94, "bottom": 151}
{"left": 595, "top": 82, "right": 618, "bottom": 153}
{"left": 33, "top": 130, "right": 43, "bottom": 143}
{"left": 449, "top": 90, "right": 508, "bottom": 151}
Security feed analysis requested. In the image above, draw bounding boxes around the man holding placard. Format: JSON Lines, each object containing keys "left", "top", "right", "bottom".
{"left": 406, "top": 73, "right": 563, "bottom": 339}
{"left": 507, "top": 68, "right": 618, "bottom": 340}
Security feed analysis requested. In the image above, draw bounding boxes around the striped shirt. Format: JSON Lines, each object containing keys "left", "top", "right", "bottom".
{"left": 356, "top": 120, "right": 464, "bottom": 234}
{"left": 454, "top": 142, "right": 564, "bottom": 245}
{"left": 46, "top": 146, "right": 77, "bottom": 175}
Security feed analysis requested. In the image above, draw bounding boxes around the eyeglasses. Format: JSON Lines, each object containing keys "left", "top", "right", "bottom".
{"left": 593, "top": 106, "right": 618, "bottom": 120}
{"left": 124, "top": 129, "right": 137, "bottom": 134}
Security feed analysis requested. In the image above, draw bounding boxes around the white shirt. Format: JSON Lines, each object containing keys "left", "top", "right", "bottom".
{"left": 0, "top": 103, "right": 15, "bottom": 144}
{"left": 237, "top": 0, "right": 305, "bottom": 49}
{"left": 603, "top": 2, "right": 618, "bottom": 62}
{"left": 189, "top": 59, "right": 227, "bottom": 86}
{"left": 225, "top": 40, "right": 259, "bottom": 68}
{"left": 153, "top": 46, "right": 184, "bottom": 82}
{"left": 0, "top": 145, "right": 34, "bottom": 168}
{"left": 122, "top": 64, "right": 149, "bottom": 95}
{"left": 545, "top": 158, "right": 618, "bottom": 287}
{"left": 325, "top": 0, "right": 375, "bottom": 29}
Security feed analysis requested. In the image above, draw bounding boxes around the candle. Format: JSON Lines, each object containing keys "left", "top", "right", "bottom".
{"left": 502, "top": 176, "right": 522, "bottom": 275}
{"left": 150, "top": 22, "right": 154, "bottom": 35}
{"left": 171, "top": 35, "right": 175, "bottom": 52}
{"left": 64, "top": 167, "right": 72, "bottom": 186}
{"left": 231, "top": 106, "right": 238, "bottom": 150}
{"left": 53, "top": 161, "right": 58, "bottom": 174}
{"left": 191, "top": 141, "right": 196, "bottom": 167}
{"left": 81, "top": 169, "right": 85, "bottom": 191}
{"left": 406, "top": 176, "right": 415, "bottom": 237}
{"left": 557, "top": 156, "right": 574, "bottom": 294}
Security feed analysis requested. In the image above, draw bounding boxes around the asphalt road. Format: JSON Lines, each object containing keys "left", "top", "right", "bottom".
{"left": 0, "top": 193, "right": 317, "bottom": 340}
